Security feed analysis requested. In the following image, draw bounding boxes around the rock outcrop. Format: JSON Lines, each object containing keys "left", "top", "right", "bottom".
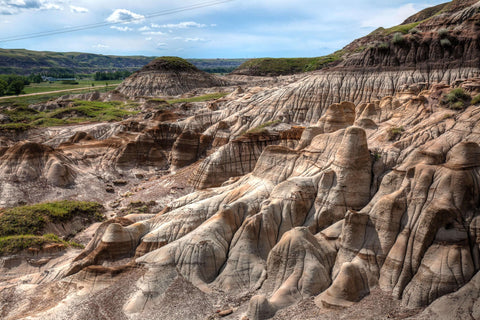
{"left": 117, "top": 56, "right": 230, "bottom": 97}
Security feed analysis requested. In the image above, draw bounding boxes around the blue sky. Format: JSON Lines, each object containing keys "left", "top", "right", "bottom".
{"left": 0, "top": 0, "right": 447, "bottom": 58}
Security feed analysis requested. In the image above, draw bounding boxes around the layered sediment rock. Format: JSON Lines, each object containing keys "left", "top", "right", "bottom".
{"left": 117, "top": 57, "right": 230, "bottom": 97}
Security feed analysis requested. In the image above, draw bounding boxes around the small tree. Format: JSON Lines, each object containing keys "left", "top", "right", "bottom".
{"left": 8, "top": 79, "right": 24, "bottom": 95}
{"left": 0, "top": 79, "right": 7, "bottom": 96}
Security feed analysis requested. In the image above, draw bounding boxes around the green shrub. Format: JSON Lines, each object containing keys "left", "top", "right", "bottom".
{"left": 392, "top": 33, "right": 406, "bottom": 45}
{"left": 167, "top": 92, "right": 229, "bottom": 104}
{"left": 443, "top": 88, "right": 471, "bottom": 110}
{"left": 409, "top": 28, "right": 421, "bottom": 34}
{"left": 440, "top": 38, "right": 452, "bottom": 47}
{"left": 472, "top": 94, "right": 480, "bottom": 105}
{"left": 246, "top": 120, "right": 280, "bottom": 134}
{"left": 376, "top": 42, "right": 390, "bottom": 51}
{"left": 437, "top": 28, "right": 449, "bottom": 38}
{"left": 387, "top": 126, "right": 404, "bottom": 141}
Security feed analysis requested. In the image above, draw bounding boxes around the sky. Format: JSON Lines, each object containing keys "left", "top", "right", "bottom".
{"left": 0, "top": 0, "right": 448, "bottom": 58}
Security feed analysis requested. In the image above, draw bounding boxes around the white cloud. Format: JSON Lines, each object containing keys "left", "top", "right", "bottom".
{"left": 0, "top": 0, "right": 64, "bottom": 14}
{"left": 152, "top": 21, "right": 208, "bottom": 29}
{"left": 70, "top": 5, "right": 88, "bottom": 14}
{"left": 145, "top": 37, "right": 152, "bottom": 41}
{"left": 360, "top": 4, "right": 420, "bottom": 28}
{"left": 106, "top": 8, "right": 144, "bottom": 24}
{"left": 157, "top": 42, "right": 167, "bottom": 47}
{"left": 142, "top": 31, "right": 166, "bottom": 36}
{"left": 92, "top": 43, "right": 109, "bottom": 49}
{"left": 185, "top": 37, "right": 206, "bottom": 42}
{"left": 111, "top": 26, "right": 133, "bottom": 32}
{"left": 138, "top": 26, "right": 150, "bottom": 31}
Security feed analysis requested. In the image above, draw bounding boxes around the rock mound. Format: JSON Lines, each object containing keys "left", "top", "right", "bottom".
{"left": 117, "top": 56, "right": 230, "bottom": 97}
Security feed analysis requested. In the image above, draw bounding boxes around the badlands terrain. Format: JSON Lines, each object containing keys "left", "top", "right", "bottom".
{"left": 2, "top": 0, "right": 480, "bottom": 319}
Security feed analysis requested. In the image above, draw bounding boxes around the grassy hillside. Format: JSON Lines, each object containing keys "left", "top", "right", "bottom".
{"left": 0, "top": 48, "right": 247, "bottom": 75}
{"left": 231, "top": 52, "right": 344, "bottom": 76}
{"left": 0, "top": 49, "right": 154, "bottom": 75}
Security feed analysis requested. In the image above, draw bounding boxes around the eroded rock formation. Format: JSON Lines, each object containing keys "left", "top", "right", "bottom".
{"left": 117, "top": 56, "right": 230, "bottom": 97}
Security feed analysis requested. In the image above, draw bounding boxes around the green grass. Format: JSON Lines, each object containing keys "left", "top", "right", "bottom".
{"left": 384, "top": 22, "right": 421, "bottom": 35}
{"left": 392, "top": 33, "right": 406, "bottom": 45}
{"left": 167, "top": 92, "right": 229, "bottom": 104}
{"left": 22, "top": 80, "right": 122, "bottom": 94}
{"left": 0, "top": 234, "right": 83, "bottom": 255}
{"left": 472, "top": 94, "right": 480, "bottom": 105}
{"left": 0, "top": 85, "right": 120, "bottom": 108}
{"left": 0, "top": 200, "right": 104, "bottom": 237}
{"left": 0, "top": 100, "right": 138, "bottom": 131}
{"left": 442, "top": 88, "right": 471, "bottom": 110}
{"left": 233, "top": 51, "right": 345, "bottom": 76}
{"left": 0, "top": 200, "right": 103, "bottom": 254}
{"left": 246, "top": 120, "right": 281, "bottom": 134}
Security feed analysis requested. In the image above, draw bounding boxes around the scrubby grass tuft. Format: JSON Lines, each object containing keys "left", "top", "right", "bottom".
{"left": 442, "top": 88, "right": 471, "bottom": 110}
{"left": 440, "top": 38, "right": 452, "bottom": 47}
{"left": 472, "top": 94, "right": 480, "bottom": 105}
{"left": 392, "top": 33, "right": 406, "bottom": 45}
{"left": 387, "top": 126, "right": 404, "bottom": 141}
{"left": 168, "top": 92, "right": 229, "bottom": 104}
{"left": 246, "top": 120, "right": 281, "bottom": 134}
{"left": 437, "top": 28, "right": 449, "bottom": 38}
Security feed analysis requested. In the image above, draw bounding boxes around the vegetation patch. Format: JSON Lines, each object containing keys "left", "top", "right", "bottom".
{"left": 0, "top": 200, "right": 104, "bottom": 237}
{"left": 0, "top": 234, "right": 83, "bottom": 255}
{"left": 437, "top": 28, "right": 449, "bottom": 38}
{"left": 233, "top": 51, "right": 345, "bottom": 76}
{"left": 442, "top": 88, "right": 471, "bottom": 110}
{"left": 145, "top": 56, "right": 199, "bottom": 72}
{"left": 385, "top": 21, "right": 421, "bottom": 35}
{"left": 472, "top": 94, "right": 480, "bottom": 105}
{"left": 246, "top": 120, "right": 281, "bottom": 134}
{"left": 0, "top": 200, "right": 103, "bottom": 254}
{"left": 440, "top": 38, "right": 452, "bottom": 47}
{"left": 0, "top": 100, "right": 138, "bottom": 131}
{"left": 409, "top": 27, "right": 421, "bottom": 35}
{"left": 391, "top": 33, "right": 406, "bottom": 45}
{"left": 168, "top": 92, "right": 229, "bottom": 104}
{"left": 387, "top": 126, "right": 405, "bottom": 141}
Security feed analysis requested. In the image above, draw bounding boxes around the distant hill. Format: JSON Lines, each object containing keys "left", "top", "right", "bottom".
{"left": 0, "top": 48, "right": 247, "bottom": 75}
{"left": 231, "top": 0, "right": 478, "bottom": 76}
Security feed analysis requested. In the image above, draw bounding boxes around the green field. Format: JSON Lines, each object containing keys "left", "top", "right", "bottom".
{"left": 0, "top": 84, "right": 121, "bottom": 108}
{"left": 22, "top": 79, "right": 123, "bottom": 94}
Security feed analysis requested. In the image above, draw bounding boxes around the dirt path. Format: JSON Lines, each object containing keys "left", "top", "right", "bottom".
{"left": 0, "top": 85, "right": 117, "bottom": 100}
